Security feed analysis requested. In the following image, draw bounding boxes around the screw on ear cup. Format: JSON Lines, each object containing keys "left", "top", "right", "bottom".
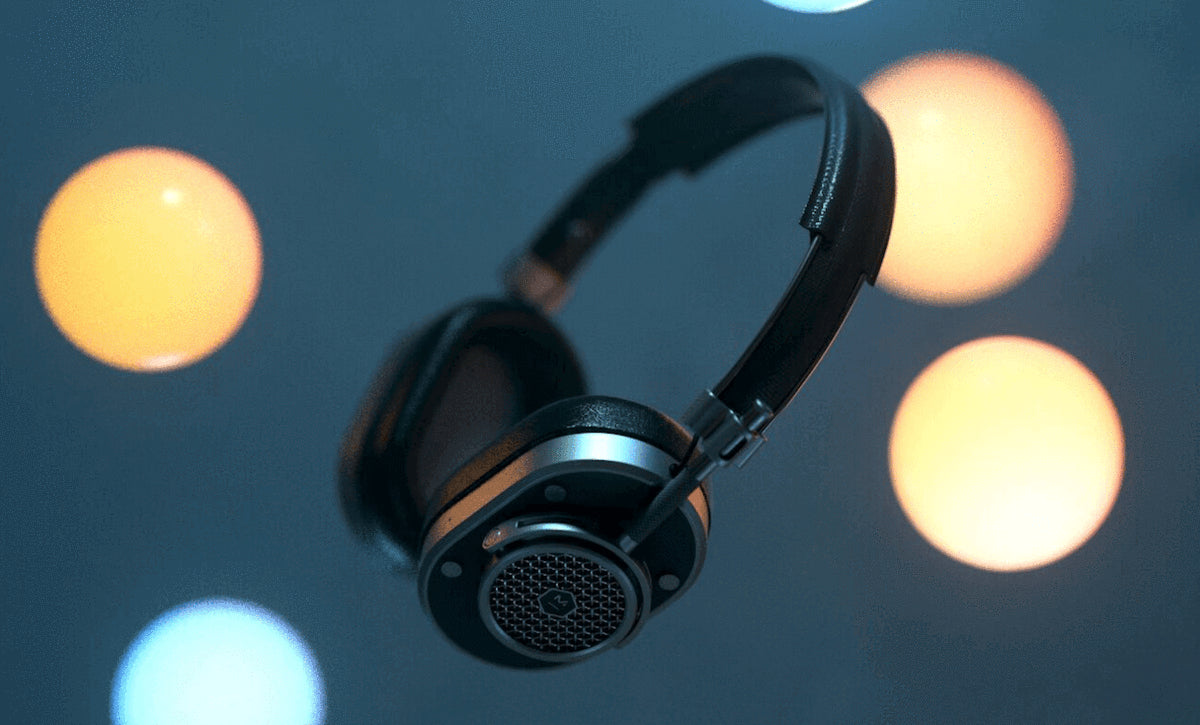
{"left": 338, "top": 298, "right": 585, "bottom": 565}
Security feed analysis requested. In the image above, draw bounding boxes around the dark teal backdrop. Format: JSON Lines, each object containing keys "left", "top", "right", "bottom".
{"left": 2, "top": 0, "right": 1197, "bottom": 721}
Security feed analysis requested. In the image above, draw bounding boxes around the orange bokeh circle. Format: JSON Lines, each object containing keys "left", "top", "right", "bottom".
{"left": 862, "top": 52, "right": 1074, "bottom": 305}
{"left": 35, "top": 147, "right": 262, "bottom": 371}
{"left": 889, "top": 336, "right": 1124, "bottom": 571}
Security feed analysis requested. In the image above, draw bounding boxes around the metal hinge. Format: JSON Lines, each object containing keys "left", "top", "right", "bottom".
{"left": 682, "top": 390, "right": 773, "bottom": 471}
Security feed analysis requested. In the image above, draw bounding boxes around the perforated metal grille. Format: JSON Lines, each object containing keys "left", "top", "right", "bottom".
{"left": 487, "top": 552, "right": 627, "bottom": 654}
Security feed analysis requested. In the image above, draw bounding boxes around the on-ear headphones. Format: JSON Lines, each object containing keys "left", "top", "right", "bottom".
{"left": 339, "top": 55, "right": 895, "bottom": 668}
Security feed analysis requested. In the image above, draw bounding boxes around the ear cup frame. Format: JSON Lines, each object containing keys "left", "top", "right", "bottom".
{"left": 417, "top": 396, "right": 710, "bottom": 668}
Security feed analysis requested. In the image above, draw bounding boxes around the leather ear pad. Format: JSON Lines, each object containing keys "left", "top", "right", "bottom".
{"left": 422, "top": 395, "right": 692, "bottom": 536}
{"left": 338, "top": 298, "right": 586, "bottom": 563}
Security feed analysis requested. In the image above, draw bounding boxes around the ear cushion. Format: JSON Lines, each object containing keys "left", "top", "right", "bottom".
{"left": 422, "top": 395, "right": 692, "bottom": 535}
{"left": 338, "top": 297, "right": 586, "bottom": 563}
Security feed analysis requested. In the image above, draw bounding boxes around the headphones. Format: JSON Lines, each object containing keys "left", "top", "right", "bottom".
{"left": 339, "top": 56, "right": 895, "bottom": 668}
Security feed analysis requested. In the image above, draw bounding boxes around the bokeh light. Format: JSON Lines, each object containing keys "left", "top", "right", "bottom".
{"left": 861, "top": 52, "right": 1074, "bottom": 305}
{"left": 111, "top": 598, "right": 325, "bottom": 725}
{"left": 889, "top": 336, "right": 1124, "bottom": 571}
{"left": 35, "top": 147, "right": 262, "bottom": 371}
{"left": 761, "top": 0, "right": 875, "bottom": 12}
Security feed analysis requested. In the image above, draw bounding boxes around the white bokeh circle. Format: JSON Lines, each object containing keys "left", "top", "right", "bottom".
{"left": 761, "top": 0, "right": 875, "bottom": 13}
{"left": 111, "top": 598, "right": 326, "bottom": 725}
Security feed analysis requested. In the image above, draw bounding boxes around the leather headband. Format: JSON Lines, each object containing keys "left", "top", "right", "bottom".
{"left": 510, "top": 55, "right": 895, "bottom": 422}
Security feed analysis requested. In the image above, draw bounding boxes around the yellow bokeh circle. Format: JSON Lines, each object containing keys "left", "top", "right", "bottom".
{"left": 35, "top": 147, "right": 262, "bottom": 372}
{"left": 862, "top": 52, "right": 1074, "bottom": 305}
{"left": 889, "top": 336, "right": 1124, "bottom": 571}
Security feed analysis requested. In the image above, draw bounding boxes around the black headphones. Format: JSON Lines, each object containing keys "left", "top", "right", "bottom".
{"left": 339, "top": 56, "right": 895, "bottom": 668}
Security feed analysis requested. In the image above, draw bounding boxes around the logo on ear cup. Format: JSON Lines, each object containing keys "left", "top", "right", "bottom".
{"left": 538, "top": 588, "right": 577, "bottom": 617}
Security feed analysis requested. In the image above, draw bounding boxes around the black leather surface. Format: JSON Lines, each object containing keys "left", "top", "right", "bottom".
{"left": 522, "top": 55, "right": 895, "bottom": 420}
{"left": 422, "top": 395, "right": 691, "bottom": 533}
{"left": 338, "top": 298, "right": 585, "bottom": 561}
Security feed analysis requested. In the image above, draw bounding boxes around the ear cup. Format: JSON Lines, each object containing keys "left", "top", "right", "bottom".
{"left": 422, "top": 395, "right": 693, "bottom": 533}
{"left": 339, "top": 298, "right": 586, "bottom": 563}
{"left": 417, "top": 394, "right": 710, "bottom": 667}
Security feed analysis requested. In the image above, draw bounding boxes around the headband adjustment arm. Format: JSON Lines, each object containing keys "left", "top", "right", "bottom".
{"left": 682, "top": 389, "right": 773, "bottom": 469}
{"left": 514, "top": 144, "right": 664, "bottom": 297}
{"left": 618, "top": 390, "right": 772, "bottom": 553}
{"left": 503, "top": 248, "right": 572, "bottom": 314}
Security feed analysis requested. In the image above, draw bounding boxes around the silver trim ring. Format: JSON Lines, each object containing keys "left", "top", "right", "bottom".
{"left": 423, "top": 432, "right": 680, "bottom": 556}
{"left": 418, "top": 432, "right": 710, "bottom": 620}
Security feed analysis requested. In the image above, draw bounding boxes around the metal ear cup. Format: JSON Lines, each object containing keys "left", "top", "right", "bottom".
{"left": 416, "top": 396, "right": 709, "bottom": 668}
{"left": 476, "top": 519, "right": 650, "bottom": 663}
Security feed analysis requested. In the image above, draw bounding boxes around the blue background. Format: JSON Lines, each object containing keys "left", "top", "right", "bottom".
{"left": 2, "top": 0, "right": 1198, "bottom": 721}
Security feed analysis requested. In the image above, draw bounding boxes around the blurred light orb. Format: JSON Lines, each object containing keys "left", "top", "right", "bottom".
{"left": 111, "top": 598, "right": 325, "bottom": 725}
{"left": 761, "top": 0, "right": 875, "bottom": 12}
{"left": 861, "top": 52, "right": 1074, "bottom": 304}
{"left": 35, "top": 147, "right": 262, "bottom": 371}
{"left": 889, "top": 336, "right": 1124, "bottom": 571}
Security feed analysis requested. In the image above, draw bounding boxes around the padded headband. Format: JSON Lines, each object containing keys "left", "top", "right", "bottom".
{"left": 505, "top": 56, "right": 895, "bottom": 424}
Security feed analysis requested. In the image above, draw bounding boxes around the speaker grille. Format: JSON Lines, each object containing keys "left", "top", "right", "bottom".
{"left": 487, "top": 551, "right": 628, "bottom": 655}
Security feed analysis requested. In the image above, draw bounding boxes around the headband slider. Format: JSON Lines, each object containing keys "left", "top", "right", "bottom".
{"left": 683, "top": 390, "right": 773, "bottom": 470}
{"left": 503, "top": 251, "right": 572, "bottom": 314}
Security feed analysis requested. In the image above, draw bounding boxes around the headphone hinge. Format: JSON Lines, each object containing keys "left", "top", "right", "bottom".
{"left": 502, "top": 251, "right": 572, "bottom": 315}
{"left": 683, "top": 390, "right": 773, "bottom": 469}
